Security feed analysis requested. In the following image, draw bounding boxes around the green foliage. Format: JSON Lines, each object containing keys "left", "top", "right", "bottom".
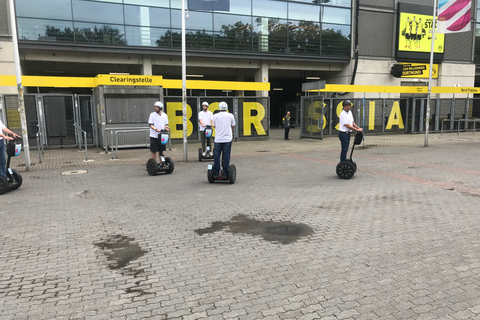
{"left": 43, "top": 25, "right": 127, "bottom": 45}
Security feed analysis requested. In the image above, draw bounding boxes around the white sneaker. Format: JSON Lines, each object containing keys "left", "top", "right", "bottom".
{"left": 202, "top": 152, "right": 206, "bottom": 157}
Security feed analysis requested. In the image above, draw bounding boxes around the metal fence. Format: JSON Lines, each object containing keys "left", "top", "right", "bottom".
{"left": 301, "top": 96, "right": 480, "bottom": 138}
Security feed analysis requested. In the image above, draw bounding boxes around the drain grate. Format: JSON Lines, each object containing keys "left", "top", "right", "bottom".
{"left": 61, "top": 170, "right": 88, "bottom": 176}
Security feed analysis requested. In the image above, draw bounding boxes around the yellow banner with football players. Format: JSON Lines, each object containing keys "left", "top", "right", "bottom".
{"left": 399, "top": 12, "right": 445, "bottom": 53}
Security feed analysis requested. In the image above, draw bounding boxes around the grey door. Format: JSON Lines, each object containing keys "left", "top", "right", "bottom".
{"left": 43, "top": 95, "right": 76, "bottom": 146}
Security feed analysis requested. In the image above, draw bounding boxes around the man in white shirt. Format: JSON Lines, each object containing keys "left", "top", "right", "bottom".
{"left": 0, "top": 120, "right": 21, "bottom": 178}
{"left": 338, "top": 100, "right": 362, "bottom": 162}
{"left": 198, "top": 101, "right": 213, "bottom": 156}
{"left": 212, "top": 101, "right": 235, "bottom": 176}
{"left": 148, "top": 101, "right": 169, "bottom": 162}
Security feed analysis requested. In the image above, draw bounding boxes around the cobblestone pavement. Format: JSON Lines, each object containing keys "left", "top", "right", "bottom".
{"left": 2, "top": 129, "right": 480, "bottom": 320}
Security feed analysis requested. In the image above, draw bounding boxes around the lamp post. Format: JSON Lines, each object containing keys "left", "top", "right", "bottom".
{"left": 181, "top": 0, "right": 188, "bottom": 161}
{"left": 425, "top": 0, "right": 438, "bottom": 147}
{"left": 8, "top": 0, "right": 31, "bottom": 170}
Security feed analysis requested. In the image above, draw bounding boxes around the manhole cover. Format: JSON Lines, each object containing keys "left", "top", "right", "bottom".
{"left": 61, "top": 170, "right": 88, "bottom": 176}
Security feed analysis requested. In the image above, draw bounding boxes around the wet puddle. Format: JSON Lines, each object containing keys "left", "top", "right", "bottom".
{"left": 195, "top": 214, "right": 313, "bottom": 244}
{"left": 94, "top": 234, "right": 152, "bottom": 296}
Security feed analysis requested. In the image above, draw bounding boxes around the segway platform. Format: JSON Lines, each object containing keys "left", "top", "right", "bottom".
{"left": 336, "top": 131, "right": 363, "bottom": 179}
{"left": 207, "top": 164, "right": 236, "bottom": 184}
{"left": 198, "top": 126, "right": 214, "bottom": 161}
{"left": 0, "top": 137, "right": 23, "bottom": 195}
{"left": 146, "top": 131, "right": 174, "bottom": 176}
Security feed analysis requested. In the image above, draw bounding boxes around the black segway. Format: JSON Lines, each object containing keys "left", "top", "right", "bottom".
{"left": 336, "top": 131, "right": 363, "bottom": 179}
{"left": 146, "top": 130, "right": 174, "bottom": 176}
{"left": 207, "top": 163, "right": 236, "bottom": 184}
{"left": 198, "top": 125, "right": 214, "bottom": 161}
{"left": 0, "top": 137, "right": 23, "bottom": 195}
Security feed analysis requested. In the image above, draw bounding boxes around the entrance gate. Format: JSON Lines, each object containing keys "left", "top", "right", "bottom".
{"left": 300, "top": 95, "right": 325, "bottom": 139}
{"left": 1, "top": 94, "right": 96, "bottom": 148}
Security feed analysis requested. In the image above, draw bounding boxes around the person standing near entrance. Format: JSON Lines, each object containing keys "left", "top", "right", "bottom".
{"left": 0, "top": 120, "right": 21, "bottom": 178}
{"left": 282, "top": 111, "right": 291, "bottom": 140}
{"left": 148, "top": 101, "right": 169, "bottom": 161}
{"left": 338, "top": 100, "right": 362, "bottom": 162}
{"left": 212, "top": 101, "right": 235, "bottom": 176}
{"left": 198, "top": 101, "right": 213, "bottom": 156}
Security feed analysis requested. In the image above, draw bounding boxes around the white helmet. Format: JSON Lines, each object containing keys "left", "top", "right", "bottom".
{"left": 218, "top": 101, "right": 228, "bottom": 111}
{"left": 202, "top": 101, "right": 209, "bottom": 107}
{"left": 154, "top": 101, "right": 163, "bottom": 109}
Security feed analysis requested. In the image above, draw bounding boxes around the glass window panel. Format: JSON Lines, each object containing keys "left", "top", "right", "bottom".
{"left": 289, "top": 3, "right": 320, "bottom": 22}
{"left": 321, "top": 6, "right": 351, "bottom": 24}
{"left": 125, "top": 26, "right": 171, "bottom": 46}
{"left": 186, "top": 11, "right": 213, "bottom": 30}
{"left": 171, "top": 9, "right": 181, "bottom": 28}
{"left": 74, "top": 22, "right": 126, "bottom": 45}
{"left": 253, "top": 0, "right": 287, "bottom": 18}
{"left": 229, "top": 1, "right": 252, "bottom": 15}
{"left": 187, "top": 31, "right": 214, "bottom": 49}
{"left": 124, "top": 5, "right": 170, "bottom": 28}
{"left": 171, "top": 0, "right": 181, "bottom": 9}
{"left": 124, "top": 0, "right": 170, "bottom": 7}
{"left": 16, "top": 0, "right": 72, "bottom": 20}
{"left": 252, "top": 17, "right": 288, "bottom": 53}
{"left": 287, "top": 20, "right": 320, "bottom": 55}
{"left": 72, "top": 0, "right": 124, "bottom": 24}
{"left": 321, "top": 23, "right": 350, "bottom": 56}
{"left": 16, "top": 18, "right": 74, "bottom": 41}
{"left": 289, "top": 0, "right": 351, "bottom": 7}
{"left": 85, "top": 0, "right": 122, "bottom": 3}
{"left": 476, "top": 24, "right": 480, "bottom": 37}
{"left": 214, "top": 14, "right": 252, "bottom": 33}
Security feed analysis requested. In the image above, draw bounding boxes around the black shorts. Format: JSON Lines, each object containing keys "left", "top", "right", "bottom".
{"left": 150, "top": 137, "right": 166, "bottom": 153}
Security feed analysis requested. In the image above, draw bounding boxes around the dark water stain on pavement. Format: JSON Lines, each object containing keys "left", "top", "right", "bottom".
{"left": 94, "top": 234, "right": 147, "bottom": 269}
{"left": 94, "top": 234, "right": 153, "bottom": 296}
{"left": 195, "top": 214, "right": 313, "bottom": 244}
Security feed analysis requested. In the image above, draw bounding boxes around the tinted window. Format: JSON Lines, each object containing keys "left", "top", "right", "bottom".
{"left": 72, "top": 0, "right": 124, "bottom": 24}
{"left": 16, "top": 0, "right": 72, "bottom": 20}
{"left": 214, "top": 14, "right": 252, "bottom": 32}
{"left": 124, "top": 5, "right": 170, "bottom": 28}
{"left": 253, "top": 0, "right": 287, "bottom": 18}
{"left": 17, "top": 18, "right": 74, "bottom": 41}
{"left": 322, "top": 6, "right": 350, "bottom": 24}
{"left": 289, "top": 2, "right": 320, "bottom": 21}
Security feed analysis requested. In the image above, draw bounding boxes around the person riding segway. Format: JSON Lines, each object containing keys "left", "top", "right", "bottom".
{"left": 146, "top": 101, "right": 174, "bottom": 175}
{"left": 0, "top": 136, "right": 23, "bottom": 194}
{"left": 207, "top": 101, "right": 236, "bottom": 184}
{"left": 336, "top": 100, "right": 363, "bottom": 179}
{"left": 198, "top": 101, "right": 214, "bottom": 161}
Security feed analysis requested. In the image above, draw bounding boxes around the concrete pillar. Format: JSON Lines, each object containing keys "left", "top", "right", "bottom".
{"left": 236, "top": 75, "right": 245, "bottom": 97}
{"left": 142, "top": 55, "right": 152, "bottom": 76}
{"left": 255, "top": 61, "right": 269, "bottom": 97}
{"left": 0, "top": 41, "right": 18, "bottom": 94}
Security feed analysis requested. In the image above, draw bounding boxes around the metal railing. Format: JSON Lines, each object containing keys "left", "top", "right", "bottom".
{"left": 36, "top": 130, "right": 44, "bottom": 164}
{"left": 440, "top": 119, "right": 480, "bottom": 135}
{"left": 104, "top": 127, "right": 172, "bottom": 159}
{"left": 75, "top": 125, "right": 89, "bottom": 161}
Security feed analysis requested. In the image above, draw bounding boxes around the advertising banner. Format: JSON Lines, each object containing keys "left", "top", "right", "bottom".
{"left": 398, "top": 13, "right": 444, "bottom": 54}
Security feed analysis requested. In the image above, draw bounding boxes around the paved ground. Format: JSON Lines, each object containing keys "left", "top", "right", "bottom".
{"left": 2, "top": 129, "right": 480, "bottom": 320}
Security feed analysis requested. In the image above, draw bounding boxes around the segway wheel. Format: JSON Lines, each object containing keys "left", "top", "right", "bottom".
{"left": 0, "top": 175, "right": 9, "bottom": 195}
{"left": 165, "top": 157, "right": 174, "bottom": 174}
{"left": 207, "top": 168, "right": 214, "bottom": 183}
{"left": 146, "top": 158, "right": 158, "bottom": 176}
{"left": 228, "top": 164, "right": 236, "bottom": 184}
{"left": 10, "top": 169, "right": 22, "bottom": 190}
{"left": 353, "top": 162, "right": 357, "bottom": 173}
{"left": 198, "top": 148, "right": 203, "bottom": 162}
{"left": 336, "top": 161, "right": 355, "bottom": 179}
